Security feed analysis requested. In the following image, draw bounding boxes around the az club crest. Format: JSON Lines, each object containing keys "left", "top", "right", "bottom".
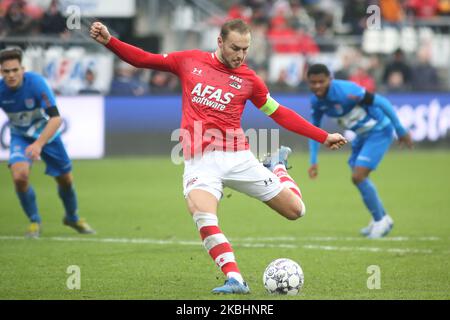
{"left": 229, "top": 75, "right": 242, "bottom": 89}
{"left": 229, "top": 81, "right": 241, "bottom": 90}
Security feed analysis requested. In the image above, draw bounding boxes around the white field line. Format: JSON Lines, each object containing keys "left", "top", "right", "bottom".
{"left": 0, "top": 236, "right": 296, "bottom": 249}
{"left": 302, "top": 244, "right": 433, "bottom": 254}
{"left": 233, "top": 236, "right": 442, "bottom": 242}
{"left": 0, "top": 235, "right": 436, "bottom": 254}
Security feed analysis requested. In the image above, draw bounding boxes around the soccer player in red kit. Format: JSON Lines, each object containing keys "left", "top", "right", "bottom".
{"left": 90, "top": 19, "right": 347, "bottom": 294}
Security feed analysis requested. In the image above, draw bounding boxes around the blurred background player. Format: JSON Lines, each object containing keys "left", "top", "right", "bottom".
{"left": 90, "top": 19, "right": 347, "bottom": 294}
{"left": 306, "top": 63, "right": 413, "bottom": 239}
{"left": 0, "top": 48, "right": 95, "bottom": 238}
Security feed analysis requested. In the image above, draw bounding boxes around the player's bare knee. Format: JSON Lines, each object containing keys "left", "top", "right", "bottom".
{"left": 56, "top": 173, "right": 73, "bottom": 189}
{"left": 285, "top": 210, "right": 301, "bottom": 221}
{"left": 351, "top": 174, "right": 364, "bottom": 185}
{"left": 284, "top": 210, "right": 300, "bottom": 221}
{"left": 12, "top": 172, "right": 29, "bottom": 191}
{"left": 298, "top": 202, "right": 306, "bottom": 218}
{"left": 284, "top": 202, "right": 304, "bottom": 221}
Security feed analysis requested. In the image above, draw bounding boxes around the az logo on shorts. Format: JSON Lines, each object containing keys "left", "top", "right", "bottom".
{"left": 186, "top": 177, "right": 198, "bottom": 188}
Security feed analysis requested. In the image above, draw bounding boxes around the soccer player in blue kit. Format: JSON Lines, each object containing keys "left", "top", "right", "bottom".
{"left": 306, "top": 64, "right": 413, "bottom": 238}
{"left": 0, "top": 48, "right": 95, "bottom": 238}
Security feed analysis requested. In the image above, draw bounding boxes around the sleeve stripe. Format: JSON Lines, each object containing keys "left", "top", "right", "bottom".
{"left": 260, "top": 96, "right": 279, "bottom": 116}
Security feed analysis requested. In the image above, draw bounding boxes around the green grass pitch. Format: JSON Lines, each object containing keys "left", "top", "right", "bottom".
{"left": 0, "top": 151, "right": 449, "bottom": 299}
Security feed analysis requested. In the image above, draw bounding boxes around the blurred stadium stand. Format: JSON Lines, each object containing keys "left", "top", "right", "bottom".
{"left": 1, "top": 0, "right": 449, "bottom": 94}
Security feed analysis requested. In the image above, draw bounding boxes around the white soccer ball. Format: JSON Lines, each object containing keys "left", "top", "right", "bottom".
{"left": 263, "top": 258, "right": 304, "bottom": 295}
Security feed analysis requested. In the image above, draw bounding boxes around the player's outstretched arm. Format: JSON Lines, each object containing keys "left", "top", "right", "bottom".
{"left": 268, "top": 104, "right": 347, "bottom": 149}
{"left": 89, "top": 22, "right": 176, "bottom": 72}
{"left": 372, "top": 94, "right": 413, "bottom": 148}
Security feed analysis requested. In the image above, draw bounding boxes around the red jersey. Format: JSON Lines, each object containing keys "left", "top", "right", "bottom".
{"left": 106, "top": 37, "right": 328, "bottom": 158}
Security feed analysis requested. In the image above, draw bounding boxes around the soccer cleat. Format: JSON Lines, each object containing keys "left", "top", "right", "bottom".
{"left": 361, "top": 215, "right": 394, "bottom": 236}
{"left": 366, "top": 216, "right": 393, "bottom": 239}
{"left": 25, "top": 222, "right": 41, "bottom": 238}
{"left": 385, "top": 214, "right": 394, "bottom": 230}
{"left": 360, "top": 220, "right": 374, "bottom": 236}
{"left": 262, "top": 146, "right": 292, "bottom": 171}
{"left": 212, "top": 278, "right": 250, "bottom": 294}
{"left": 63, "top": 218, "right": 96, "bottom": 234}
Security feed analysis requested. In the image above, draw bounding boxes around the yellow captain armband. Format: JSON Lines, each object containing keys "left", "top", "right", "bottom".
{"left": 259, "top": 96, "right": 280, "bottom": 116}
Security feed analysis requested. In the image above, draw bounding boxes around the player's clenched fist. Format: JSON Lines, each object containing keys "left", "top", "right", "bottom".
{"left": 324, "top": 133, "right": 348, "bottom": 150}
{"left": 90, "top": 22, "right": 111, "bottom": 45}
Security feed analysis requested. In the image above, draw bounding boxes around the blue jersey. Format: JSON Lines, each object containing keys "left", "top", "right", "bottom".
{"left": 0, "top": 72, "right": 60, "bottom": 142}
{"left": 309, "top": 79, "right": 407, "bottom": 165}
{"left": 310, "top": 79, "right": 391, "bottom": 135}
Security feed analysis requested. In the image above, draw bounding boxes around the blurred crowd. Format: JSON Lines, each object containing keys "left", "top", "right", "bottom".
{"left": 0, "top": 0, "right": 68, "bottom": 37}
{"left": 221, "top": 0, "right": 450, "bottom": 35}
{"left": 215, "top": 0, "right": 449, "bottom": 93}
{"left": 112, "top": 0, "right": 448, "bottom": 96}
{"left": 1, "top": 0, "right": 449, "bottom": 95}
{"left": 113, "top": 0, "right": 448, "bottom": 96}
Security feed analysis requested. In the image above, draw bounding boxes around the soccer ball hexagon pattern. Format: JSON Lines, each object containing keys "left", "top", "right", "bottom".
{"left": 263, "top": 258, "right": 304, "bottom": 295}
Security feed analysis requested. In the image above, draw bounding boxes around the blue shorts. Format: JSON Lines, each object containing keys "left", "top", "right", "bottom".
{"left": 9, "top": 134, "right": 72, "bottom": 177}
{"left": 348, "top": 125, "right": 394, "bottom": 170}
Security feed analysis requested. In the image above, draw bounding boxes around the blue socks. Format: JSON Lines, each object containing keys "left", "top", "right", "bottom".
{"left": 356, "top": 179, "right": 385, "bottom": 222}
{"left": 16, "top": 186, "right": 41, "bottom": 223}
{"left": 58, "top": 186, "right": 79, "bottom": 223}
{"left": 16, "top": 185, "right": 80, "bottom": 223}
